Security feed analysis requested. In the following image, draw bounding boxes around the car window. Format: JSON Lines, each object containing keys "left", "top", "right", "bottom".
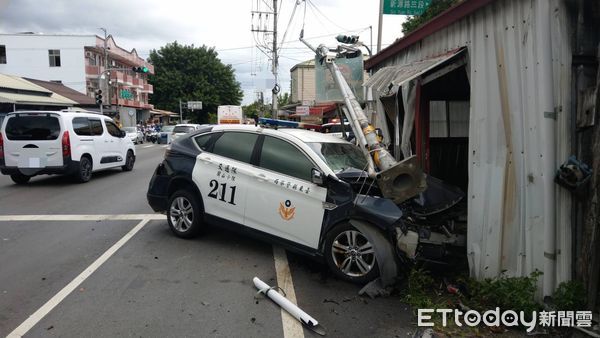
{"left": 259, "top": 136, "right": 314, "bottom": 181}
{"left": 212, "top": 132, "right": 258, "bottom": 163}
{"left": 105, "top": 120, "right": 121, "bottom": 137}
{"left": 307, "top": 142, "right": 367, "bottom": 172}
{"left": 194, "top": 133, "right": 212, "bottom": 150}
{"left": 5, "top": 115, "right": 61, "bottom": 140}
{"left": 90, "top": 119, "right": 103, "bottom": 136}
{"left": 72, "top": 117, "right": 91, "bottom": 136}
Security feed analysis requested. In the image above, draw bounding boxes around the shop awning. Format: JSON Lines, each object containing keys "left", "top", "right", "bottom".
{"left": 364, "top": 48, "right": 466, "bottom": 95}
{"left": 150, "top": 109, "right": 178, "bottom": 116}
{"left": 0, "top": 92, "right": 76, "bottom": 106}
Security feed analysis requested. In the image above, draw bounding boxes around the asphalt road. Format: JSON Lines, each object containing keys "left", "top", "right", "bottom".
{"left": 0, "top": 143, "right": 414, "bottom": 337}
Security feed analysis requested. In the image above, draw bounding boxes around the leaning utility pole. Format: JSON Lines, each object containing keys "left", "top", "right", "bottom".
{"left": 271, "top": 0, "right": 278, "bottom": 116}
{"left": 251, "top": 0, "right": 280, "bottom": 117}
{"left": 99, "top": 27, "right": 109, "bottom": 115}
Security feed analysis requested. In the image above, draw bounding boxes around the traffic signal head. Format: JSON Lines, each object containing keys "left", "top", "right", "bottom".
{"left": 95, "top": 89, "right": 103, "bottom": 105}
{"left": 336, "top": 35, "right": 359, "bottom": 44}
{"left": 132, "top": 66, "right": 149, "bottom": 73}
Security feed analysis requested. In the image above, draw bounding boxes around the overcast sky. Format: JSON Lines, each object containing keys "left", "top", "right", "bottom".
{"left": 0, "top": 0, "right": 406, "bottom": 105}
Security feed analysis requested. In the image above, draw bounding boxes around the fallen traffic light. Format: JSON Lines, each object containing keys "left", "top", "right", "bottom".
{"left": 336, "top": 35, "right": 359, "bottom": 44}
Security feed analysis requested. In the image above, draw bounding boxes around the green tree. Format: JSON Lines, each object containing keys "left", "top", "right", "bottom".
{"left": 148, "top": 42, "right": 243, "bottom": 124}
{"left": 277, "top": 92, "right": 290, "bottom": 107}
{"left": 243, "top": 100, "right": 270, "bottom": 118}
{"left": 401, "top": 0, "right": 462, "bottom": 34}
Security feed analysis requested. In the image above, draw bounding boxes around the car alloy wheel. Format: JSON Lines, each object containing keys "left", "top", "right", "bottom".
{"left": 167, "top": 190, "right": 202, "bottom": 238}
{"left": 324, "top": 223, "right": 379, "bottom": 284}
{"left": 122, "top": 150, "right": 134, "bottom": 171}
{"left": 76, "top": 157, "right": 92, "bottom": 183}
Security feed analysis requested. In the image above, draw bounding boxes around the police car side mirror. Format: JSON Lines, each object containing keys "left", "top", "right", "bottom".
{"left": 311, "top": 168, "right": 326, "bottom": 186}
{"left": 119, "top": 130, "right": 126, "bottom": 138}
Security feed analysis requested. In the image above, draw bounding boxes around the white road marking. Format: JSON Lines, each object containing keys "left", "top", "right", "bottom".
{"left": 142, "top": 145, "right": 154, "bottom": 149}
{"left": 7, "top": 218, "right": 151, "bottom": 338}
{"left": 273, "top": 246, "right": 305, "bottom": 338}
{"left": 162, "top": 145, "right": 168, "bottom": 148}
{"left": 0, "top": 214, "right": 164, "bottom": 222}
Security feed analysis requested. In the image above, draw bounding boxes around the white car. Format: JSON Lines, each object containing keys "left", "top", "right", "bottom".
{"left": 171, "top": 124, "right": 204, "bottom": 143}
{"left": 0, "top": 110, "right": 136, "bottom": 184}
{"left": 122, "top": 127, "right": 144, "bottom": 144}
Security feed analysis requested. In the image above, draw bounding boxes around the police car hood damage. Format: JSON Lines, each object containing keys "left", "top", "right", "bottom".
{"left": 334, "top": 169, "right": 468, "bottom": 265}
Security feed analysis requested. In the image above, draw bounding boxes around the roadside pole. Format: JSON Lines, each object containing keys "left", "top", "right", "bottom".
{"left": 179, "top": 100, "right": 183, "bottom": 123}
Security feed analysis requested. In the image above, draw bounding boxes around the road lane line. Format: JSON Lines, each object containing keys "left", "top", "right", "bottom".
{"left": 0, "top": 214, "right": 164, "bottom": 221}
{"left": 273, "top": 246, "right": 305, "bottom": 338}
{"left": 6, "top": 218, "right": 151, "bottom": 338}
{"left": 142, "top": 144, "right": 154, "bottom": 148}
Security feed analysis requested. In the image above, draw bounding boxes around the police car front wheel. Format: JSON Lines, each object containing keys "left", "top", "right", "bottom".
{"left": 324, "top": 223, "right": 379, "bottom": 284}
{"left": 167, "top": 190, "right": 203, "bottom": 238}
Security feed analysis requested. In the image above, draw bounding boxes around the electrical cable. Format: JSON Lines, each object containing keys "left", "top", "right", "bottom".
{"left": 306, "top": 0, "right": 352, "bottom": 32}
{"left": 277, "top": 0, "right": 301, "bottom": 54}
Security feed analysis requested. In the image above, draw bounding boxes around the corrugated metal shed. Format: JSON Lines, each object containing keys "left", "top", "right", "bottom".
{"left": 367, "top": 0, "right": 573, "bottom": 296}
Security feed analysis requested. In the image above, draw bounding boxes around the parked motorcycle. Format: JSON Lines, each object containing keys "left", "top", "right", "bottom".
{"left": 144, "top": 130, "right": 159, "bottom": 143}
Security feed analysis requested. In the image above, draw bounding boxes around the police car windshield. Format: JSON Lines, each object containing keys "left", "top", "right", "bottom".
{"left": 307, "top": 142, "right": 367, "bottom": 173}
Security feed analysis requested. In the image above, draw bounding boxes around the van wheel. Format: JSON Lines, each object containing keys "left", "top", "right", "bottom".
{"left": 122, "top": 150, "right": 135, "bottom": 171}
{"left": 75, "top": 157, "right": 93, "bottom": 183}
{"left": 10, "top": 173, "right": 31, "bottom": 184}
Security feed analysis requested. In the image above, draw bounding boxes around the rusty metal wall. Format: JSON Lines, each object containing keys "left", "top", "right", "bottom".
{"left": 371, "top": 0, "right": 573, "bottom": 295}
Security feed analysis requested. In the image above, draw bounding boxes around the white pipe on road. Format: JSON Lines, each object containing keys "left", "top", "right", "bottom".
{"left": 253, "top": 277, "right": 325, "bottom": 335}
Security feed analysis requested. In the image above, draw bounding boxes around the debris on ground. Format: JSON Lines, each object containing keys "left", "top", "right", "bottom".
{"left": 359, "top": 277, "right": 393, "bottom": 299}
{"left": 323, "top": 298, "right": 339, "bottom": 305}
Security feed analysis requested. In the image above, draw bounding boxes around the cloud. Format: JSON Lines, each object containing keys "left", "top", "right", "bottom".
{"left": 0, "top": 0, "right": 405, "bottom": 105}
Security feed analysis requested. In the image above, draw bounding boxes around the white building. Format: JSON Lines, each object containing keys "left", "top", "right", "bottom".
{"left": 0, "top": 33, "right": 154, "bottom": 126}
{"left": 0, "top": 34, "right": 95, "bottom": 93}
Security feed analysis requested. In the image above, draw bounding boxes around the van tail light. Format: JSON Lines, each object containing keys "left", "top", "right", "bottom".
{"left": 0, "top": 132, "right": 4, "bottom": 160}
{"left": 62, "top": 131, "right": 71, "bottom": 158}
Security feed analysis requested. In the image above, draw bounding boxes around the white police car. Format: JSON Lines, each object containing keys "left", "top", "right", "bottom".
{"left": 147, "top": 124, "right": 465, "bottom": 284}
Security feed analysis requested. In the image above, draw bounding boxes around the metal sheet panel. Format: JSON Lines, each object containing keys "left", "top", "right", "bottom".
{"left": 369, "top": 0, "right": 573, "bottom": 294}
{"left": 0, "top": 92, "right": 75, "bottom": 106}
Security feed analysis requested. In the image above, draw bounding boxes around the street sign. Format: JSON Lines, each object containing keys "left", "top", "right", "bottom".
{"left": 315, "top": 51, "right": 364, "bottom": 103}
{"left": 187, "top": 101, "right": 203, "bottom": 110}
{"left": 295, "top": 105, "right": 310, "bottom": 116}
{"left": 383, "top": 0, "right": 432, "bottom": 15}
{"left": 119, "top": 89, "right": 133, "bottom": 100}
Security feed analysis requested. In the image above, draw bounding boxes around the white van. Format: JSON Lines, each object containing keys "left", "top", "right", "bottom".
{"left": 0, "top": 110, "right": 136, "bottom": 184}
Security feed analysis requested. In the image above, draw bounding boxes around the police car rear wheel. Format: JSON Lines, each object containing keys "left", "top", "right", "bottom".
{"left": 167, "top": 190, "right": 202, "bottom": 238}
{"left": 324, "top": 223, "right": 379, "bottom": 284}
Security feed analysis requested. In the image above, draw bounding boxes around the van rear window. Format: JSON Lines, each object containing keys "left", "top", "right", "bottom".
{"left": 5, "top": 115, "right": 61, "bottom": 140}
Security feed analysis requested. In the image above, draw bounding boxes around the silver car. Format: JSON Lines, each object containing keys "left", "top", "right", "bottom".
{"left": 171, "top": 124, "right": 203, "bottom": 142}
{"left": 123, "top": 127, "right": 144, "bottom": 144}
